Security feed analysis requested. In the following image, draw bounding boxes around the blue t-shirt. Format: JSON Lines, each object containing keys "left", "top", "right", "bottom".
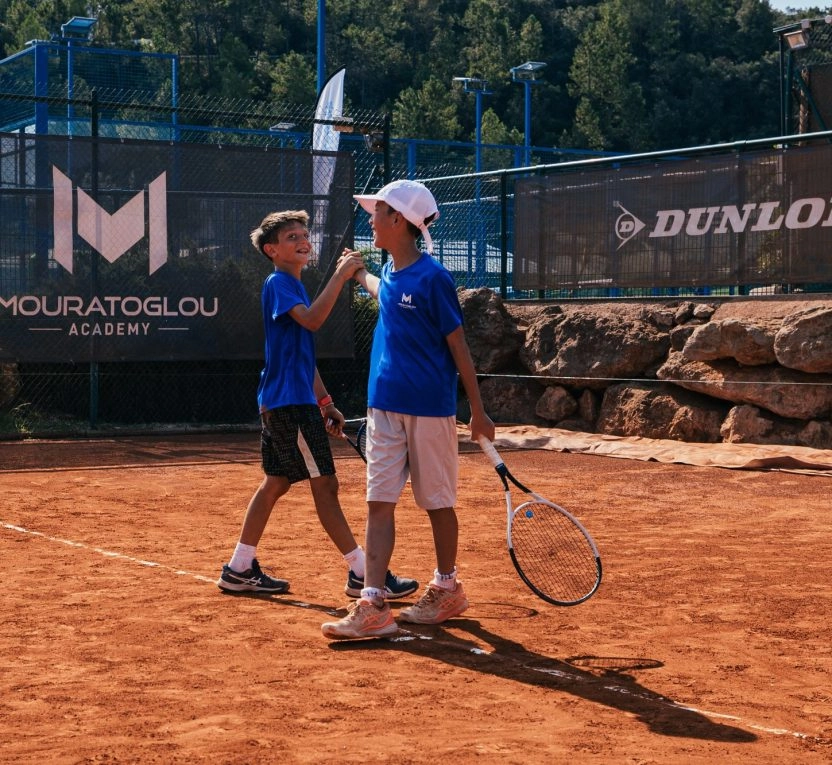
{"left": 368, "top": 253, "right": 463, "bottom": 416}
{"left": 257, "top": 270, "right": 317, "bottom": 412}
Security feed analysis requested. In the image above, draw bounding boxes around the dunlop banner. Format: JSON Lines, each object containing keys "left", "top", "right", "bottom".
{"left": 513, "top": 144, "right": 832, "bottom": 291}
{"left": 0, "top": 133, "right": 355, "bottom": 363}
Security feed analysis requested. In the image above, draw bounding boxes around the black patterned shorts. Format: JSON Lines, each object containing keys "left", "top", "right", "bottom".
{"left": 260, "top": 404, "right": 335, "bottom": 482}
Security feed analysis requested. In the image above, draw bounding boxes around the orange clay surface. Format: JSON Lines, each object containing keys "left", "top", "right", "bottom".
{"left": 1, "top": 431, "right": 830, "bottom": 764}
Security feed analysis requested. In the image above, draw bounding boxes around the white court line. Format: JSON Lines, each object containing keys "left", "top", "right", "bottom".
{"left": 2, "top": 520, "right": 823, "bottom": 745}
{"left": 2, "top": 521, "right": 216, "bottom": 584}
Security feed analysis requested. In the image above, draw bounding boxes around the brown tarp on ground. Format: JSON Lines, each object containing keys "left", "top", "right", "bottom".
{"left": 482, "top": 425, "right": 832, "bottom": 476}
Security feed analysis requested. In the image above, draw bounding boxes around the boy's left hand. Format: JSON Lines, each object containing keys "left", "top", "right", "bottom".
{"left": 324, "top": 408, "right": 345, "bottom": 436}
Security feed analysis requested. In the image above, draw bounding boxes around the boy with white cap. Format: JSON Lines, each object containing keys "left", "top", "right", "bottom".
{"left": 322, "top": 180, "right": 495, "bottom": 639}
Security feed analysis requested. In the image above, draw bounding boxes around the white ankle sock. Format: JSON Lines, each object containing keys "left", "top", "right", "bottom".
{"left": 229, "top": 542, "right": 256, "bottom": 572}
{"left": 344, "top": 546, "right": 366, "bottom": 577}
{"left": 432, "top": 567, "right": 457, "bottom": 591}
{"left": 360, "top": 587, "right": 385, "bottom": 606}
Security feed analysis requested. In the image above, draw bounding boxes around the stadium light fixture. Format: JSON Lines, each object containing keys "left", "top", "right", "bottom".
{"left": 510, "top": 61, "right": 547, "bottom": 82}
{"left": 60, "top": 16, "right": 98, "bottom": 41}
{"left": 785, "top": 18, "right": 813, "bottom": 50}
{"left": 784, "top": 29, "right": 810, "bottom": 50}
{"left": 510, "top": 61, "right": 547, "bottom": 166}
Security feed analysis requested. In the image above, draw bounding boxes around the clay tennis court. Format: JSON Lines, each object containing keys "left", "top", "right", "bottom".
{"left": 1, "top": 429, "right": 830, "bottom": 764}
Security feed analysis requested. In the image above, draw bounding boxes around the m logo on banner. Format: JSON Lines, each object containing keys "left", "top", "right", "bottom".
{"left": 52, "top": 166, "right": 168, "bottom": 275}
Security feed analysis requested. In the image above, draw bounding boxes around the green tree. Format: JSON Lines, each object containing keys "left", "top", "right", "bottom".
{"left": 568, "top": 0, "right": 649, "bottom": 151}
{"left": 269, "top": 50, "right": 316, "bottom": 106}
{"left": 215, "top": 35, "right": 255, "bottom": 100}
{"left": 481, "top": 107, "right": 521, "bottom": 146}
{"left": 460, "top": 0, "right": 516, "bottom": 87}
{"left": 326, "top": 0, "right": 410, "bottom": 108}
{"left": 1, "top": 0, "right": 49, "bottom": 52}
{"left": 393, "top": 76, "right": 461, "bottom": 140}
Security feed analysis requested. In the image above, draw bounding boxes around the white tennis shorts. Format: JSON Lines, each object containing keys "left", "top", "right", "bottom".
{"left": 365, "top": 409, "right": 458, "bottom": 509}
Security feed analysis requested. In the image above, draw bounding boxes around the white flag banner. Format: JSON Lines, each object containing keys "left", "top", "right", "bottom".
{"left": 312, "top": 67, "right": 346, "bottom": 265}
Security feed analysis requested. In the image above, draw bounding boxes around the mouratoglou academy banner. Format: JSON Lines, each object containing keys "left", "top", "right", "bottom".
{"left": 0, "top": 133, "right": 355, "bottom": 363}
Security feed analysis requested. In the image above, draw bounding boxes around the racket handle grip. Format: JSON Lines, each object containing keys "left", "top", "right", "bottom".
{"left": 477, "top": 436, "right": 504, "bottom": 468}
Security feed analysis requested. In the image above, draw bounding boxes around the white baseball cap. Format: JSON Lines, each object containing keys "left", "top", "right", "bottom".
{"left": 354, "top": 179, "right": 440, "bottom": 253}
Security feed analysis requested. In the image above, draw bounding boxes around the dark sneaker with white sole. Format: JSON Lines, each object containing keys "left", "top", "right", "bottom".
{"left": 345, "top": 569, "right": 419, "bottom": 599}
{"left": 217, "top": 558, "right": 289, "bottom": 593}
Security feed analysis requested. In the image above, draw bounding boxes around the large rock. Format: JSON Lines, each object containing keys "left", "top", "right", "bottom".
{"left": 797, "top": 419, "right": 832, "bottom": 450}
{"left": 596, "top": 383, "right": 727, "bottom": 442}
{"left": 479, "top": 377, "right": 546, "bottom": 425}
{"left": 720, "top": 404, "right": 832, "bottom": 449}
{"left": 773, "top": 305, "right": 832, "bottom": 373}
{"left": 458, "top": 288, "right": 524, "bottom": 373}
{"left": 520, "top": 305, "right": 671, "bottom": 389}
{"left": 657, "top": 351, "right": 832, "bottom": 420}
{"left": 681, "top": 318, "right": 776, "bottom": 366}
{"left": 535, "top": 385, "right": 578, "bottom": 423}
{"left": 720, "top": 404, "right": 776, "bottom": 444}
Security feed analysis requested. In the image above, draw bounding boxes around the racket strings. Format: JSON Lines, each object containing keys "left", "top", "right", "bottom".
{"left": 357, "top": 426, "right": 367, "bottom": 459}
{"left": 510, "top": 501, "right": 600, "bottom": 604}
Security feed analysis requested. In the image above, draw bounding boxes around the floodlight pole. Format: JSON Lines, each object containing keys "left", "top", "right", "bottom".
{"left": 454, "top": 76, "right": 492, "bottom": 172}
{"left": 474, "top": 88, "right": 486, "bottom": 173}
{"left": 522, "top": 79, "right": 532, "bottom": 164}
{"left": 511, "top": 62, "right": 546, "bottom": 167}
{"left": 774, "top": 17, "right": 832, "bottom": 136}
{"left": 317, "top": 0, "right": 325, "bottom": 94}
{"left": 454, "top": 77, "right": 493, "bottom": 280}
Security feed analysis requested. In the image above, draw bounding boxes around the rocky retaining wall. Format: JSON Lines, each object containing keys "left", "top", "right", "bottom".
{"left": 459, "top": 289, "right": 832, "bottom": 449}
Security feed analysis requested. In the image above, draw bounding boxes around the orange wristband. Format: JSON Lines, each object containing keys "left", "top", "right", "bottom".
{"left": 317, "top": 395, "right": 333, "bottom": 409}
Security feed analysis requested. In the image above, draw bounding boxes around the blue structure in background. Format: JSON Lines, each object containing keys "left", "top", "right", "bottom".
{"left": 0, "top": 35, "right": 179, "bottom": 138}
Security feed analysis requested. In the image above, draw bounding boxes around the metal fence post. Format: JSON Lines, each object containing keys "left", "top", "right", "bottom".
{"left": 500, "top": 171, "right": 508, "bottom": 299}
{"left": 89, "top": 90, "right": 100, "bottom": 428}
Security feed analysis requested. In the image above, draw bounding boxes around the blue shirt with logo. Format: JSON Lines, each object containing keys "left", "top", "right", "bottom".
{"left": 368, "top": 253, "right": 463, "bottom": 416}
{"left": 257, "top": 270, "right": 316, "bottom": 412}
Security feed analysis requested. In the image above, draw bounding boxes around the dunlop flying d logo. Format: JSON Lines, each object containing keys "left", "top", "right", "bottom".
{"left": 52, "top": 167, "right": 169, "bottom": 275}
{"left": 613, "top": 201, "right": 646, "bottom": 249}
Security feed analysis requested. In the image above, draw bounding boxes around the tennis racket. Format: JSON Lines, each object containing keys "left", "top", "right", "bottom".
{"left": 478, "top": 437, "right": 602, "bottom": 606}
{"left": 340, "top": 419, "right": 367, "bottom": 463}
